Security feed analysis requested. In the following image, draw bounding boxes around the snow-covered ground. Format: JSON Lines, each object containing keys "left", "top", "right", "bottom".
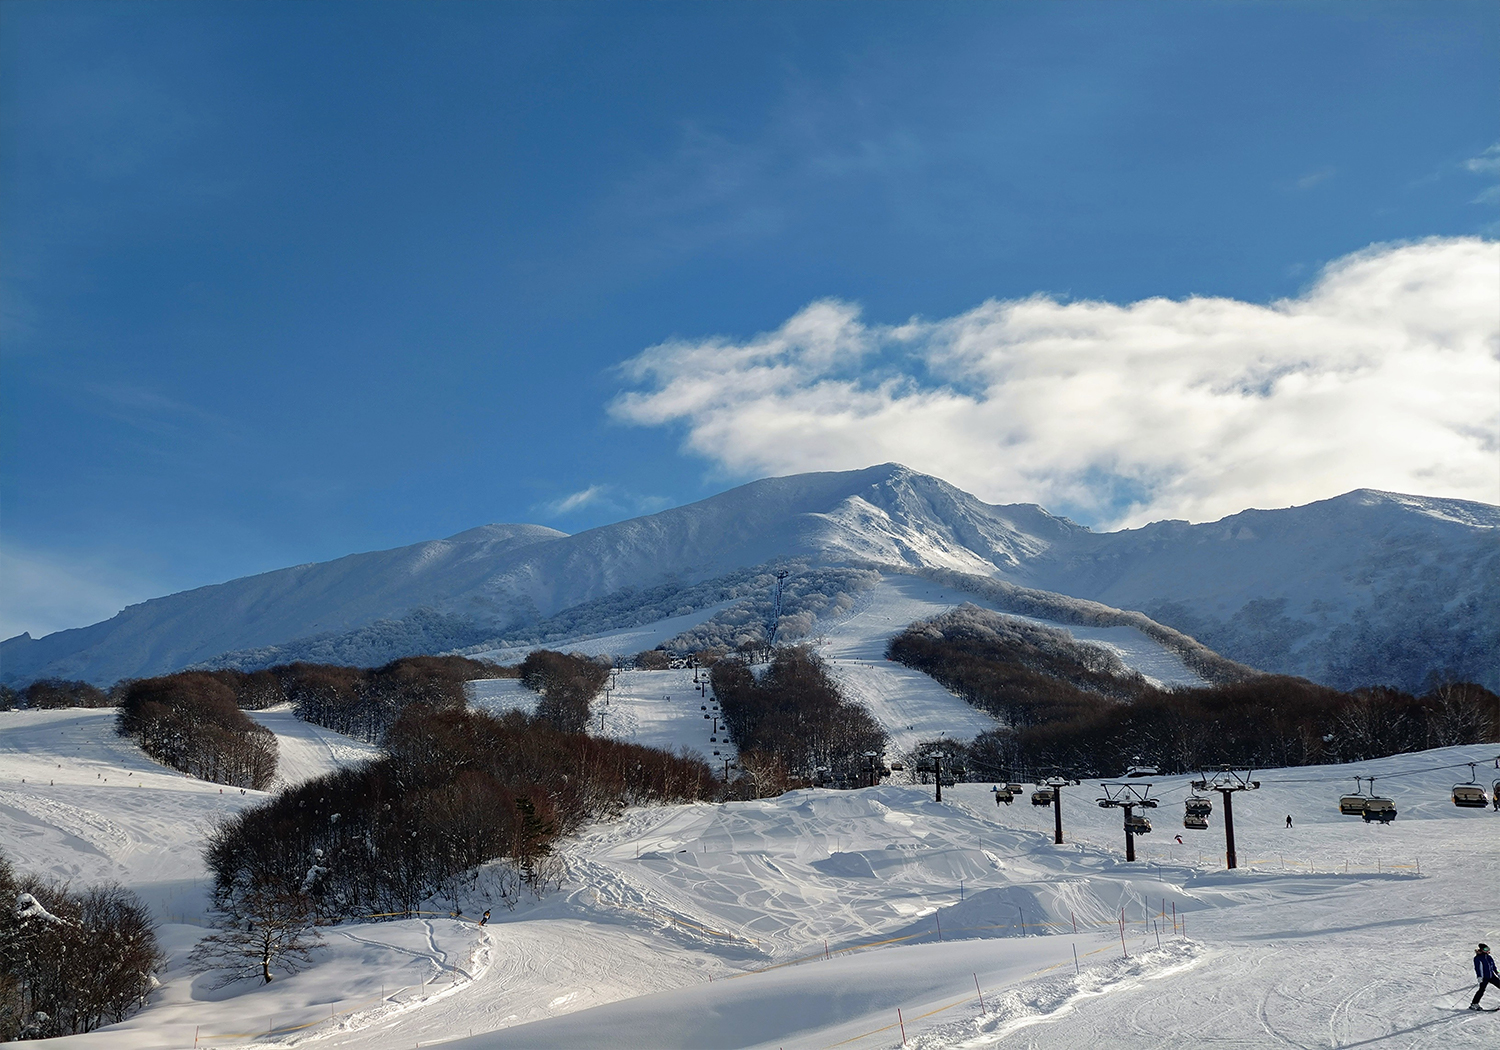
{"left": 472, "top": 573, "right": 1210, "bottom": 762}
{"left": 248, "top": 706, "right": 382, "bottom": 788}
{"left": 3, "top": 698, "right": 1498, "bottom": 1050}
{"left": 3, "top": 589, "right": 1496, "bottom": 1050}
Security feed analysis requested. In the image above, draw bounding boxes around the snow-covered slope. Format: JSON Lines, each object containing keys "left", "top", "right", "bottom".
{"left": 3, "top": 702, "right": 1497, "bottom": 1050}
{"left": 1032, "top": 489, "right": 1500, "bottom": 691}
{"left": 4, "top": 466, "right": 1495, "bottom": 691}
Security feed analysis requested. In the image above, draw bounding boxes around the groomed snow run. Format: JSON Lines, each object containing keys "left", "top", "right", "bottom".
{"left": 2, "top": 698, "right": 1498, "bottom": 1050}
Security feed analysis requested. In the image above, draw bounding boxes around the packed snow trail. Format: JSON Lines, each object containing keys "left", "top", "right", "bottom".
{"left": 3, "top": 709, "right": 1497, "bottom": 1049}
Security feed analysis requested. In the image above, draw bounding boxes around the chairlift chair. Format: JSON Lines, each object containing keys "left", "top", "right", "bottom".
{"left": 1126, "top": 813, "right": 1153, "bottom": 834}
{"left": 993, "top": 786, "right": 1014, "bottom": 804}
{"left": 1006, "top": 782, "right": 1024, "bottom": 795}
{"left": 1182, "top": 813, "right": 1209, "bottom": 831}
{"left": 1185, "top": 796, "right": 1212, "bottom": 818}
{"left": 1361, "top": 796, "right": 1397, "bottom": 823}
{"left": 1124, "top": 765, "right": 1159, "bottom": 778}
{"left": 1031, "top": 787, "right": 1055, "bottom": 806}
{"left": 1339, "top": 777, "right": 1368, "bottom": 816}
{"left": 1452, "top": 784, "right": 1489, "bottom": 808}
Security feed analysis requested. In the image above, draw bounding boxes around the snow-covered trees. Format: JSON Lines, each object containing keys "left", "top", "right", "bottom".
{"left": 0, "top": 853, "right": 162, "bottom": 1039}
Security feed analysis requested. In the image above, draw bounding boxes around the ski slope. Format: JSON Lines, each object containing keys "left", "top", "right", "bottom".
{"left": 2, "top": 695, "right": 1498, "bottom": 1050}
{"left": 468, "top": 572, "right": 1209, "bottom": 762}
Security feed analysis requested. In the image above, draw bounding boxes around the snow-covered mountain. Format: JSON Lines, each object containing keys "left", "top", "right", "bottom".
{"left": 3, "top": 464, "right": 1495, "bottom": 691}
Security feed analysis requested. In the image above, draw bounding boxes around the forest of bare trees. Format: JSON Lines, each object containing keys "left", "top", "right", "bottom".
{"left": 115, "top": 673, "right": 279, "bottom": 790}
{"left": 202, "top": 704, "right": 715, "bottom": 930}
{"left": 519, "top": 650, "right": 610, "bottom": 734}
{"left": 712, "top": 647, "right": 887, "bottom": 792}
{"left": 889, "top": 607, "right": 1500, "bottom": 779}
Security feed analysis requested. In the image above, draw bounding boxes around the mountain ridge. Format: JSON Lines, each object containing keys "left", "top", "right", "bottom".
{"left": 3, "top": 465, "right": 1494, "bottom": 691}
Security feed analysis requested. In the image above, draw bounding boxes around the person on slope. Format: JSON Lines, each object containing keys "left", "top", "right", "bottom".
{"left": 1471, "top": 943, "right": 1500, "bottom": 1009}
{"left": 1286, "top": 815, "right": 1293, "bottom": 828}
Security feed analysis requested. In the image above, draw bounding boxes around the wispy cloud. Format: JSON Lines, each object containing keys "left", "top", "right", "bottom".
{"left": 1294, "top": 167, "right": 1336, "bottom": 190}
{"left": 537, "top": 485, "right": 671, "bottom": 521}
{"left": 1463, "top": 143, "right": 1500, "bottom": 176}
{"left": 611, "top": 238, "right": 1500, "bottom": 528}
{"left": 544, "top": 485, "right": 607, "bottom": 516}
{"left": 1464, "top": 143, "right": 1500, "bottom": 206}
{"left": 0, "top": 544, "right": 164, "bottom": 640}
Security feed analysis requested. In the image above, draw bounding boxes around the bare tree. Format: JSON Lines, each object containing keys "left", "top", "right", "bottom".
{"left": 191, "top": 883, "right": 322, "bottom": 986}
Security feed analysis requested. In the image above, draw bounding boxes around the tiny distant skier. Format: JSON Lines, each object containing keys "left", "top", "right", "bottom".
{"left": 479, "top": 909, "right": 491, "bottom": 927}
{"left": 1286, "top": 815, "right": 1293, "bottom": 828}
{"left": 1471, "top": 943, "right": 1499, "bottom": 1010}
{"left": 1174, "top": 834, "right": 1183, "bottom": 844}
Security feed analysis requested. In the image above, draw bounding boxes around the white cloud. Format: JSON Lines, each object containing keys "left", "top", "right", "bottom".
{"left": 1464, "top": 143, "right": 1500, "bottom": 176}
{"left": 544, "top": 485, "right": 608, "bottom": 516}
{"left": 611, "top": 238, "right": 1500, "bottom": 528}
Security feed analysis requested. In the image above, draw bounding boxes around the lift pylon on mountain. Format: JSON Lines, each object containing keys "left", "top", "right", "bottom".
{"left": 1191, "top": 769, "right": 1260, "bottom": 869}
{"left": 1096, "top": 782, "right": 1158, "bottom": 861}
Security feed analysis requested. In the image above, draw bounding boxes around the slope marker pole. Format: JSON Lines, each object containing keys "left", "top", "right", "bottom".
{"left": 898, "top": 1007, "right": 907, "bottom": 1045}
{"left": 974, "top": 973, "right": 986, "bottom": 1014}
{"left": 1119, "top": 910, "right": 1127, "bottom": 958}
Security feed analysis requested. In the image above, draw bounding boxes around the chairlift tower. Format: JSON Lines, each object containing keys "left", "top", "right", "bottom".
{"left": 766, "top": 570, "right": 791, "bottom": 648}
{"left": 1191, "top": 769, "right": 1261, "bottom": 869}
{"left": 1045, "top": 776, "right": 1080, "bottom": 844}
{"left": 1097, "top": 782, "right": 1158, "bottom": 861}
{"left": 916, "top": 752, "right": 963, "bottom": 803}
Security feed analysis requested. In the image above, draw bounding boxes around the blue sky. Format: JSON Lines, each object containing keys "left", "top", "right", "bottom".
{"left": 3, "top": 0, "right": 1497, "bottom": 639}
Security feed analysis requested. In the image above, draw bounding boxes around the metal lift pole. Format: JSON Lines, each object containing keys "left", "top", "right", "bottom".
{"left": 935, "top": 754, "right": 943, "bottom": 804}
{"left": 1123, "top": 802, "right": 1136, "bottom": 862}
{"left": 1221, "top": 788, "right": 1237, "bottom": 869}
{"left": 1053, "top": 785, "right": 1064, "bottom": 845}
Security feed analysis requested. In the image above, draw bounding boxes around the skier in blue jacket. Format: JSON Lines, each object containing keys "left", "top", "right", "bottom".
{"left": 1471, "top": 944, "right": 1499, "bottom": 1009}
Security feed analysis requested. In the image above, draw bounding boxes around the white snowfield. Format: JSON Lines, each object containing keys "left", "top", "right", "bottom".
{"left": 3, "top": 685, "right": 1499, "bottom": 1050}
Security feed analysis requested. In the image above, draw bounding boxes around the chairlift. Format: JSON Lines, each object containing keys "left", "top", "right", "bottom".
{"left": 1006, "top": 782, "right": 1024, "bottom": 795}
{"left": 992, "top": 785, "right": 1014, "bottom": 804}
{"left": 1453, "top": 762, "right": 1490, "bottom": 808}
{"left": 1125, "top": 812, "right": 1153, "bottom": 834}
{"left": 1185, "top": 796, "right": 1212, "bottom": 818}
{"left": 1031, "top": 787, "right": 1055, "bottom": 806}
{"left": 1452, "top": 785, "right": 1488, "bottom": 808}
{"left": 1124, "top": 765, "right": 1159, "bottom": 778}
{"left": 1182, "top": 813, "right": 1209, "bottom": 831}
{"left": 1338, "top": 776, "right": 1368, "bottom": 816}
{"left": 1361, "top": 778, "right": 1396, "bottom": 823}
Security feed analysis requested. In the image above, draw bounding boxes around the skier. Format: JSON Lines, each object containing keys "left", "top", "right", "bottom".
{"left": 479, "top": 909, "right": 491, "bottom": 927}
{"left": 1286, "top": 815, "right": 1293, "bottom": 828}
{"left": 1174, "top": 834, "right": 1183, "bottom": 844}
{"left": 1471, "top": 943, "right": 1499, "bottom": 1010}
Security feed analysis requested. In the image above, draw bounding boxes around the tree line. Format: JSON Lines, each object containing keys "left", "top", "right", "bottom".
{"left": 888, "top": 608, "right": 1500, "bottom": 779}
{"left": 202, "top": 704, "right": 716, "bottom": 940}
{"left": 0, "top": 678, "right": 110, "bottom": 710}
{"left": 115, "top": 673, "right": 280, "bottom": 790}
{"left": 519, "top": 650, "right": 611, "bottom": 734}
{"left": 0, "top": 852, "right": 161, "bottom": 1040}
{"left": 711, "top": 647, "right": 887, "bottom": 795}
